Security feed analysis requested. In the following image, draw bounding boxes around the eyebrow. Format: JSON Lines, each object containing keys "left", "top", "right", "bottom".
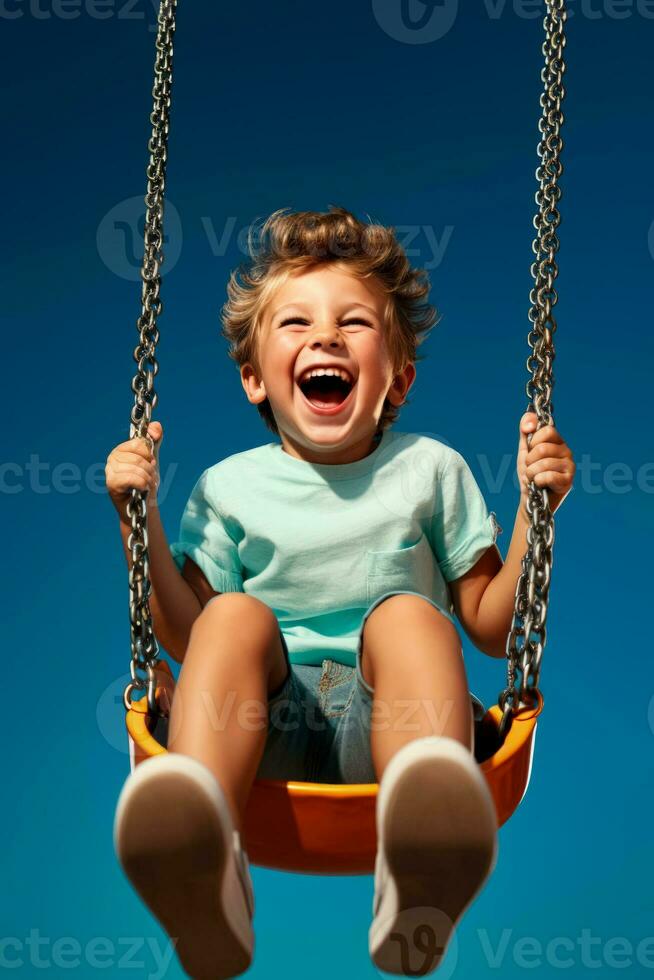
{"left": 272, "top": 302, "right": 380, "bottom": 318}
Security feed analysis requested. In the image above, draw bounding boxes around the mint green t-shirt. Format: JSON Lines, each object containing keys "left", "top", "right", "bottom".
{"left": 169, "top": 428, "right": 501, "bottom": 668}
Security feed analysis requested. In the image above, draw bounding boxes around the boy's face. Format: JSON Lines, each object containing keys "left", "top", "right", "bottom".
{"left": 241, "top": 265, "right": 416, "bottom": 464}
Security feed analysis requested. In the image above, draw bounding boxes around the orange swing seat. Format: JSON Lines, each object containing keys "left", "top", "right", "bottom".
{"left": 125, "top": 659, "right": 544, "bottom": 875}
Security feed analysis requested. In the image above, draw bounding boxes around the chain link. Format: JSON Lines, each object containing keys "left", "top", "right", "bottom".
{"left": 122, "top": 0, "right": 177, "bottom": 717}
{"left": 497, "top": 0, "right": 566, "bottom": 738}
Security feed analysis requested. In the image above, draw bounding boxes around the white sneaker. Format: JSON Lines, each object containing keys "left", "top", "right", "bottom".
{"left": 114, "top": 752, "right": 255, "bottom": 979}
{"left": 369, "top": 736, "right": 498, "bottom": 976}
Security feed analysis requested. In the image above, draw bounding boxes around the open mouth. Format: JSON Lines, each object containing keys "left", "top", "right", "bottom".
{"left": 297, "top": 374, "right": 355, "bottom": 411}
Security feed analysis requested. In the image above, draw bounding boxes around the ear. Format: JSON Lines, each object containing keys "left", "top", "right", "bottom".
{"left": 241, "top": 363, "right": 268, "bottom": 405}
{"left": 386, "top": 362, "right": 416, "bottom": 407}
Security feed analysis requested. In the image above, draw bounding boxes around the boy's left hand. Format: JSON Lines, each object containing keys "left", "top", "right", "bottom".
{"left": 517, "top": 412, "right": 576, "bottom": 519}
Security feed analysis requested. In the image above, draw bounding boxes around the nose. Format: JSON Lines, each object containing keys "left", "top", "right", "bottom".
{"left": 308, "top": 320, "right": 346, "bottom": 350}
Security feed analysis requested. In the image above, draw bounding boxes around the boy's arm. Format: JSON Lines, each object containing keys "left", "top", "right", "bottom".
{"left": 448, "top": 505, "right": 531, "bottom": 659}
{"left": 446, "top": 415, "right": 573, "bottom": 658}
{"left": 118, "top": 502, "right": 211, "bottom": 664}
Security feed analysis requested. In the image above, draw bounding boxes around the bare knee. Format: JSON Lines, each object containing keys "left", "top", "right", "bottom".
{"left": 190, "top": 593, "right": 280, "bottom": 662}
{"left": 361, "top": 594, "right": 460, "bottom": 677}
{"left": 194, "top": 591, "right": 275, "bottom": 625}
{"left": 365, "top": 593, "right": 457, "bottom": 637}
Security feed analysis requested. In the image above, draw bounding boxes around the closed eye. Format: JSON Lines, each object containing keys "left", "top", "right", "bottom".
{"left": 278, "top": 317, "right": 373, "bottom": 327}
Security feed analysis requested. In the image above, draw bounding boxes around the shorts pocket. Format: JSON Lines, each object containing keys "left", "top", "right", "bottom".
{"left": 318, "top": 660, "right": 356, "bottom": 719}
{"left": 366, "top": 533, "right": 437, "bottom": 605}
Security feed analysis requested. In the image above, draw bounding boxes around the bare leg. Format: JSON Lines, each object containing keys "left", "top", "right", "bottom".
{"left": 359, "top": 594, "right": 473, "bottom": 781}
{"left": 167, "top": 593, "right": 289, "bottom": 833}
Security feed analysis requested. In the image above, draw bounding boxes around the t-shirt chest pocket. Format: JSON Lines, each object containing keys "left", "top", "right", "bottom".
{"left": 366, "top": 533, "right": 437, "bottom": 605}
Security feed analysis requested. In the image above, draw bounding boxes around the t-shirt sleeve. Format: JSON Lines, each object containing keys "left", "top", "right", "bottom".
{"left": 169, "top": 469, "right": 244, "bottom": 594}
{"left": 430, "top": 450, "right": 502, "bottom": 583}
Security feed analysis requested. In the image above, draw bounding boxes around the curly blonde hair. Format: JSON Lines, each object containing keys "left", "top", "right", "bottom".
{"left": 220, "top": 206, "right": 439, "bottom": 436}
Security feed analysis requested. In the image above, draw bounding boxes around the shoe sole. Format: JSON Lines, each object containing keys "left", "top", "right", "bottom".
{"left": 369, "top": 737, "right": 498, "bottom": 976}
{"left": 114, "top": 753, "right": 253, "bottom": 980}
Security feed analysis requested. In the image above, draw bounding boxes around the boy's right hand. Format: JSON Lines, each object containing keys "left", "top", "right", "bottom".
{"left": 105, "top": 421, "right": 163, "bottom": 519}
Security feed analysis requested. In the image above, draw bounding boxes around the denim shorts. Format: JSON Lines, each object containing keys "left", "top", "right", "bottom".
{"left": 254, "top": 591, "right": 484, "bottom": 785}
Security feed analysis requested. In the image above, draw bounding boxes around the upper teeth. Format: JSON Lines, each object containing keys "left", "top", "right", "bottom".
{"left": 298, "top": 367, "right": 353, "bottom": 385}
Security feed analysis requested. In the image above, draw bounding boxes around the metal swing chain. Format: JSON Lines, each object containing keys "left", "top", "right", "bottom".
{"left": 497, "top": 0, "right": 566, "bottom": 739}
{"left": 122, "top": 0, "right": 178, "bottom": 716}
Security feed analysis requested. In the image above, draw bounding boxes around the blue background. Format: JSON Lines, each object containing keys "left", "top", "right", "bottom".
{"left": 3, "top": 1, "right": 653, "bottom": 977}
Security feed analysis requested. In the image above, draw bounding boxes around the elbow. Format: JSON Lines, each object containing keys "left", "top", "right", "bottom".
{"left": 473, "top": 611, "right": 509, "bottom": 660}
{"left": 152, "top": 622, "right": 192, "bottom": 666}
{"left": 164, "top": 644, "right": 184, "bottom": 666}
{"left": 475, "top": 633, "right": 507, "bottom": 660}
{"left": 486, "top": 634, "right": 508, "bottom": 659}
{"left": 486, "top": 644, "right": 506, "bottom": 660}
{"left": 169, "top": 625, "right": 195, "bottom": 665}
